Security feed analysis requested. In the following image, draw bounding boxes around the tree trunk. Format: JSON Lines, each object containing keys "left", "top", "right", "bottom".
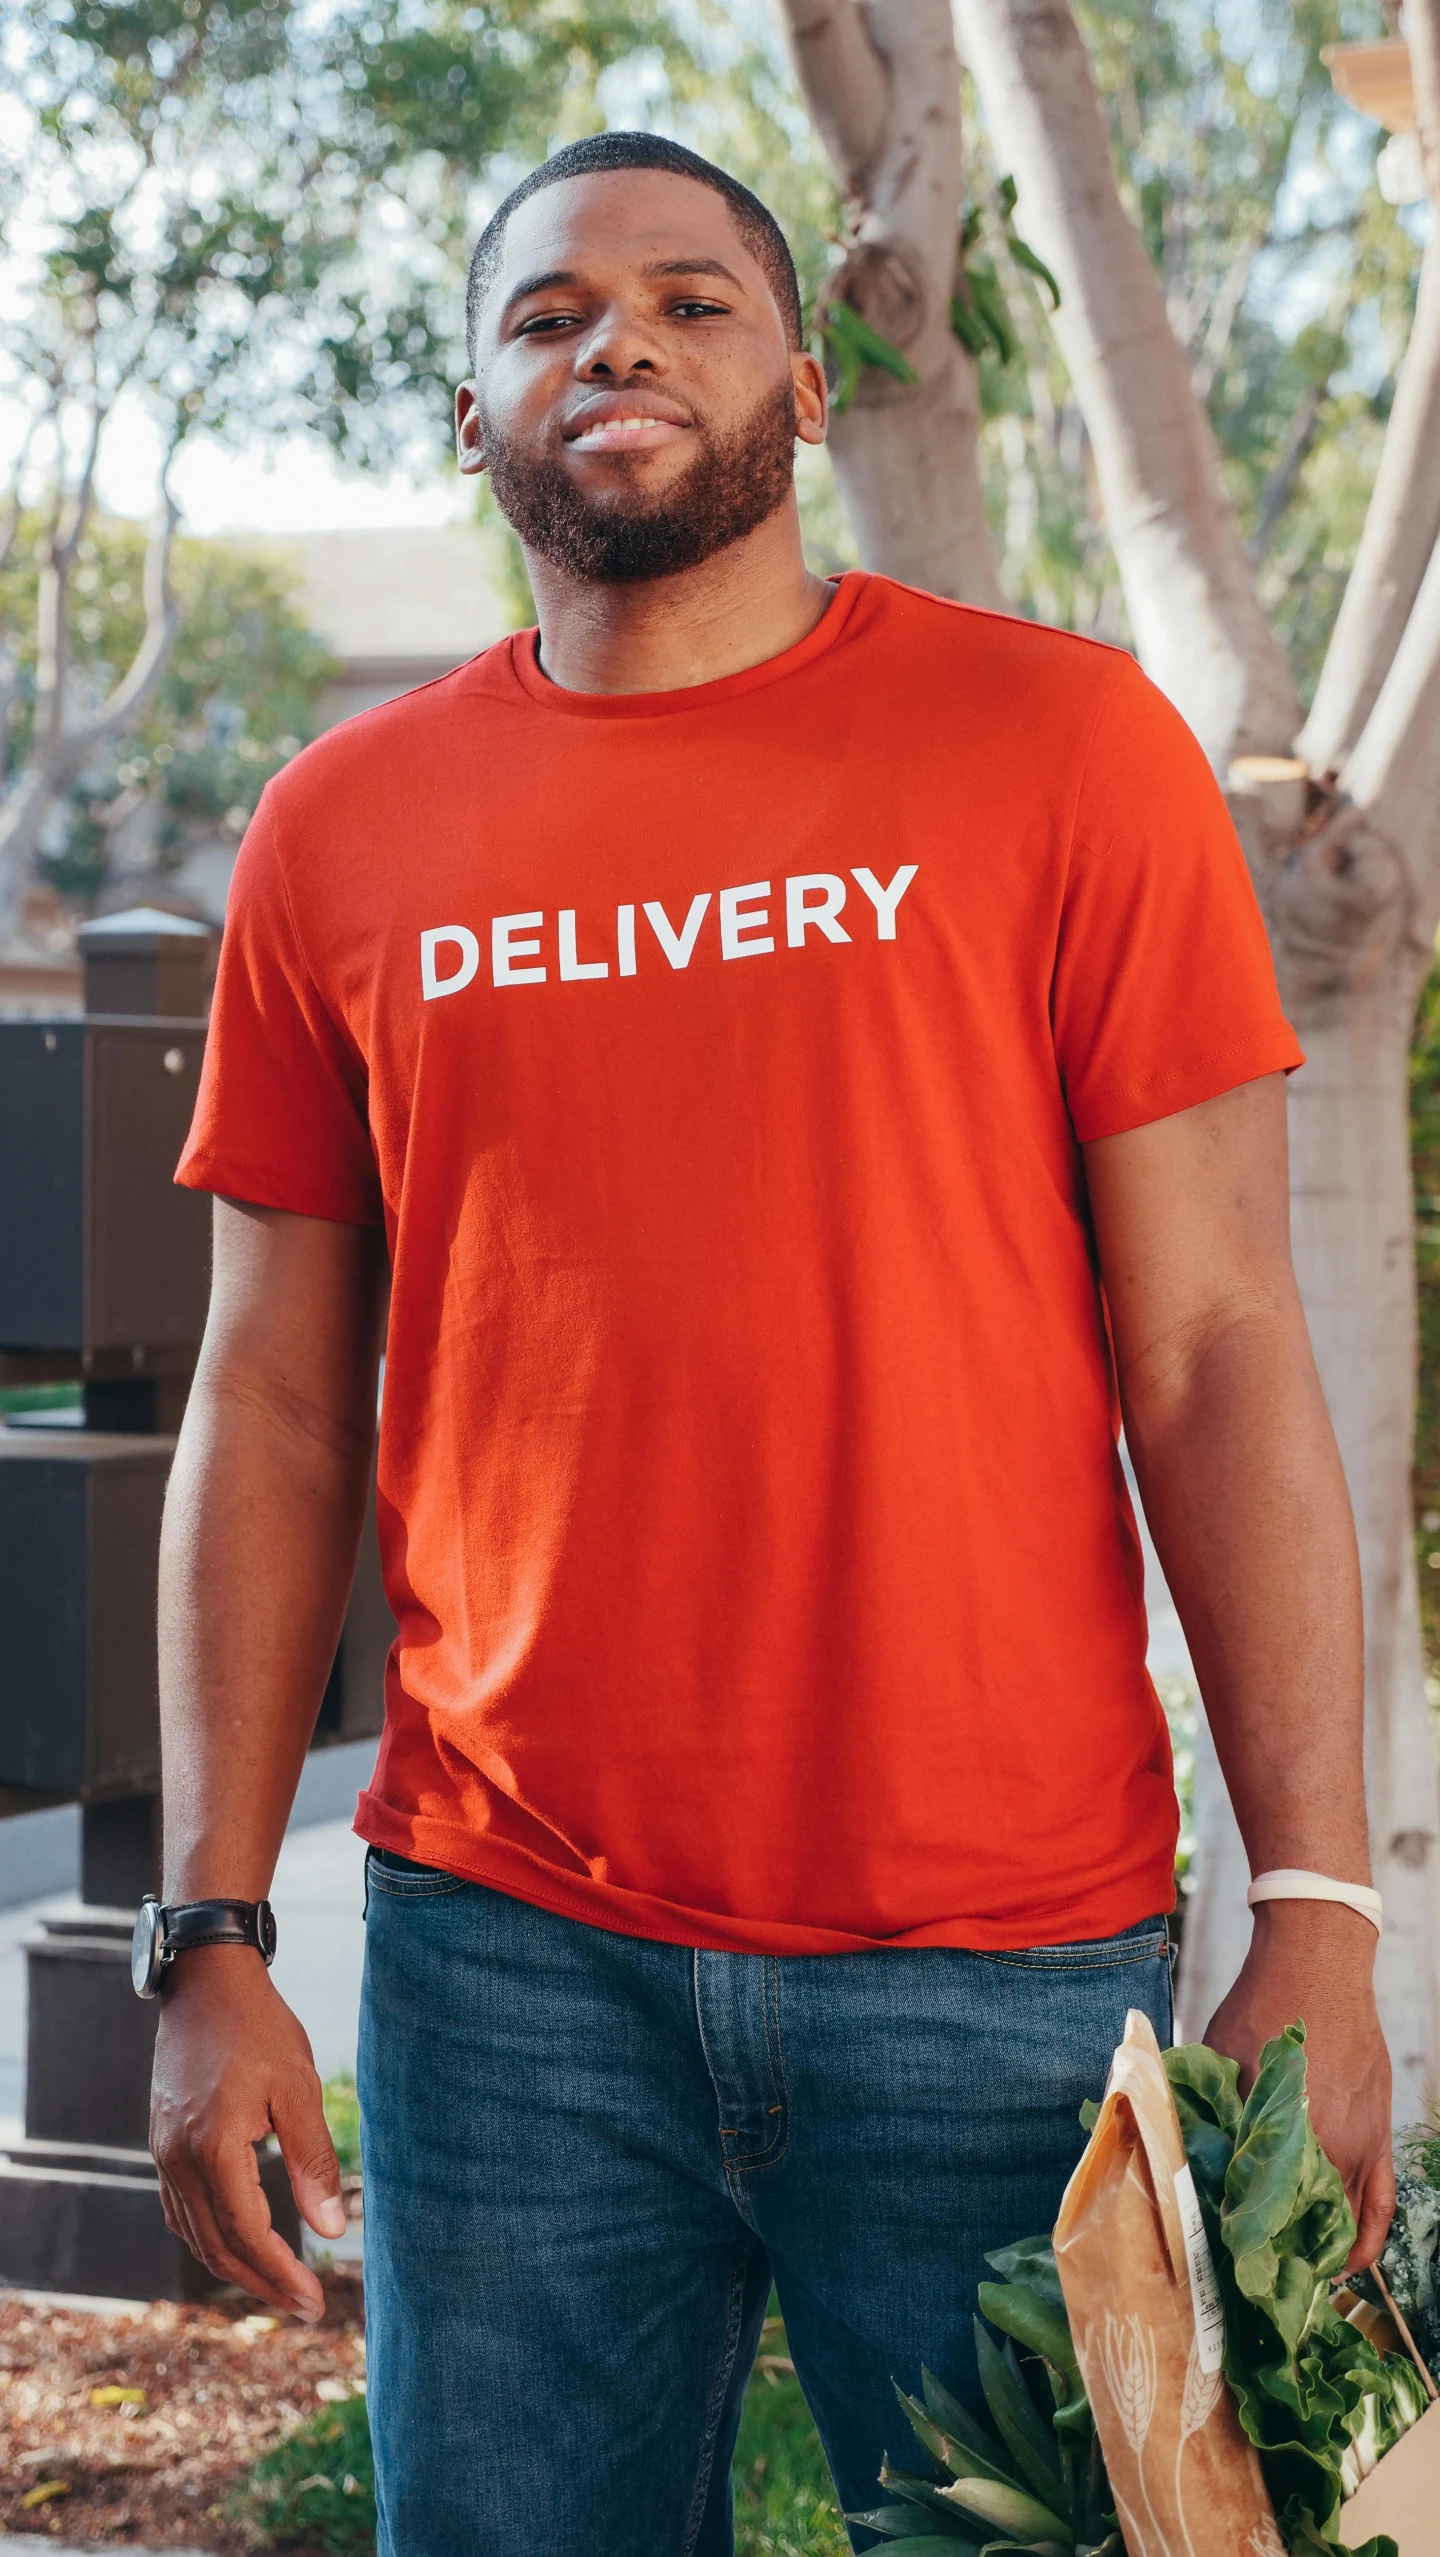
{"left": 777, "top": 0, "right": 1004, "bottom": 607}
{"left": 952, "top": 0, "right": 1301, "bottom": 766}
{"left": 1180, "top": 969, "right": 1440, "bottom": 2120}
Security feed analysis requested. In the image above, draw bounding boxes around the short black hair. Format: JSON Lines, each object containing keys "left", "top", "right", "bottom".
{"left": 465, "top": 131, "right": 803, "bottom": 369}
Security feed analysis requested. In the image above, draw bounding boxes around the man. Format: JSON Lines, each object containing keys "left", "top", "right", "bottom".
{"left": 151, "top": 131, "right": 1391, "bottom": 2555}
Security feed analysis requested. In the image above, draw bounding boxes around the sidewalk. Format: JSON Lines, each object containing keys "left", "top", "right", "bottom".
{"left": 0, "top": 1752, "right": 373, "bottom": 2146}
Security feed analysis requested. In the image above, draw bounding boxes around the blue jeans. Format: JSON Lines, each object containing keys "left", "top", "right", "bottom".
{"left": 358, "top": 1853, "right": 1172, "bottom": 2557}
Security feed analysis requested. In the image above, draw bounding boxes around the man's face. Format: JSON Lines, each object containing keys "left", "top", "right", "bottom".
{"left": 457, "top": 170, "right": 826, "bottom": 583}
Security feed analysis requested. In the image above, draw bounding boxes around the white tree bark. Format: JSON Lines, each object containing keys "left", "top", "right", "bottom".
{"left": 948, "top": 0, "right": 1440, "bottom": 2104}
{"left": 951, "top": 0, "right": 1302, "bottom": 768}
{"left": 777, "top": 0, "right": 1004, "bottom": 607}
{"left": 1301, "top": 236, "right": 1440, "bottom": 778}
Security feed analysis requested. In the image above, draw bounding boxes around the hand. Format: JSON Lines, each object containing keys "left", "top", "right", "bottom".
{"left": 1203, "top": 1900, "right": 1394, "bottom": 2274}
{"left": 150, "top": 1946, "right": 347, "bottom": 2321}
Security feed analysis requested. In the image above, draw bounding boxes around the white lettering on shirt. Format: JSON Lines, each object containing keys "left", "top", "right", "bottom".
{"left": 422, "top": 871, "right": 918, "bottom": 1002}
{"left": 558, "top": 910, "right": 609, "bottom": 982}
{"left": 644, "top": 893, "right": 711, "bottom": 969}
{"left": 851, "top": 864, "right": 918, "bottom": 939}
{"left": 786, "top": 875, "right": 851, "bottom": 948}
{"left": 421, "top": 926, "right": 481, "bottom": 1000}
{"left": 493, "top": 912, "right": 546, "bottom": 987}
{"left": 720, "top": 881, "right": 773, "bottom": 961}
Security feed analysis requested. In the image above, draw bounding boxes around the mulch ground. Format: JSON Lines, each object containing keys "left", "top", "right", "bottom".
{"left": 0, "top": 2269, "right": 364, "bottom": 2549}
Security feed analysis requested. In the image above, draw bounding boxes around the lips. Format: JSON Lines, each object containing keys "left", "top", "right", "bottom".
{"left": 562, "top": 400, "right": 691, "bottom": 454}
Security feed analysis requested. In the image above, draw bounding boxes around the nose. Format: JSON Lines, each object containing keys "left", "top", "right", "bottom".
{"left": 576, "top": 304, "right": 664, "bottom": 381}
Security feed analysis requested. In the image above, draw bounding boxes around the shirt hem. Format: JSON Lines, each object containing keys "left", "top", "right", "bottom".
{"left": 353, "top": 1794, "right": 1176, "bottom": 1955}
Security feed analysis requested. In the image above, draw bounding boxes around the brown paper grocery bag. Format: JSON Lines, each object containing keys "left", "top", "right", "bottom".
{"left": 1344, "top": 2393, "right": 1440, "bottom": 2549}
{"left": 1054, "top": 2008, "right": 1282, "bottom": 2557}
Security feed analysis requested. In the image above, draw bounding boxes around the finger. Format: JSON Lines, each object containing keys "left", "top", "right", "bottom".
{"left": 270, "top": 2070, "right": 347, "bottom": 2242}
{"left": 155, "top": 2164, "right": 206, "bottom": 2267}
{"left": 168, "top": 2139, "right": 325, "bottom": 2318}
{"left": 1349, "top": 2150, "right": 1397, "bottom": 2276}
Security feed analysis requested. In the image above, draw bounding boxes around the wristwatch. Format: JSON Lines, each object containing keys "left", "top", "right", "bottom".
{"left": 131, "top": 1894, "right": 278, "bottom": 1999}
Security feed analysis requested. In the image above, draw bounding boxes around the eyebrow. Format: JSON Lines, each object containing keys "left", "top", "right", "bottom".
{"left": 500, "top": 254, "right": 745, "bottom": 319}
{"left": 501, "top": 267, "right": 580, "bottom": 315}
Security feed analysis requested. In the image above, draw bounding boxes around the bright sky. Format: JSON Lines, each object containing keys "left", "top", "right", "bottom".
{"left": 87, "top": 394, "right": 467, "bottom": 536}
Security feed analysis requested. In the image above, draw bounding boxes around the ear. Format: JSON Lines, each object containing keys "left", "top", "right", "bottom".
{"left": 792, "top": 347, "right": 828, "bottom": 448}
{"left": 455, "top": 382, "right": 487, "bottom": 476}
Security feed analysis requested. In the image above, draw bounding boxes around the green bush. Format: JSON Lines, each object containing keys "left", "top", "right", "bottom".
{"left": 229, "top": 2391, "right": 374, "bottom": 2554}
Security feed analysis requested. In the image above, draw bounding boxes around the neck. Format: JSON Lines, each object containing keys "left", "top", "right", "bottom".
{"left": 522, "top": 496, "right": 834, "bottom": 695}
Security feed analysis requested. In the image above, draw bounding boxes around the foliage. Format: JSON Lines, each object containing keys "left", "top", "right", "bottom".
{"left": 964, "top": 0, "right": 1422, "bottom": 680}
{"left": 1355, "top": 2156, "right": 1440, "bottom": 2396}
{"left": 733, "top": 2315, "right": 849, "bottom": 2557}
{"left": 858, "top": 2237, "right": 1117, "bottom": 2553}
{"left": 0, "top": 0, "right": 698, "bottom": 900}
{"left": 1166, "top": 2027, "right": 1419, "bottom": 2555}
{"left": 228, "top": 2388, "right": 374, "bottom": 2554}
{"left": 322, "top": 2071, "right": 362, "bottom": 2179}
{"left": 0, "top": 514, "right": 334, "bottom": 903}
{"left": 951, "top": 177, "right": 1062, "bottom": 371}
{"left": 3, "top": 0, "right": 684, "bottom": 472}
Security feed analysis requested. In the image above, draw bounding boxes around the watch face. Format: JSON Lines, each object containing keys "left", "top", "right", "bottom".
{"left": 257, "top": 1901, "right": 278, "bottom": 1966}
{"left": 131, "top": 1898, "right": 165, "bottom": 1999}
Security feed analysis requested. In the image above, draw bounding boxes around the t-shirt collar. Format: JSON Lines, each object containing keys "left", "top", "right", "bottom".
{"left": 496, "top": 568, "right": 870, "bottom": 718}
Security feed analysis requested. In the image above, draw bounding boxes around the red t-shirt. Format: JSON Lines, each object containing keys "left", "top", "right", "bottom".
{"left": 179, "top": 571, "right": 1301, "bottom": 1953}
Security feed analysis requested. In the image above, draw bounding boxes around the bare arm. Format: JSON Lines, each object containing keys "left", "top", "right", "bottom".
{"left": 1085, "top": 1074, "right": 1393, "bottom": 2269}
{"left": 150, "top": 1197, "right": 387, "bottom": 2318}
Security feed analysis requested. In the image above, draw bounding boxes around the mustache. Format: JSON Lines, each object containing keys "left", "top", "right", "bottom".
{"left": 480, "top": 377, "right": 798, "bottom": 586}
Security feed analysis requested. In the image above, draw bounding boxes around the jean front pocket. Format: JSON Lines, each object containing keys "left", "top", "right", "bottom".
{"left": 974, "top": 1918, "right": 1172, "bottom": 1973}
{"left": 364, "top": 1845, "right": 473, "bottom": 1898}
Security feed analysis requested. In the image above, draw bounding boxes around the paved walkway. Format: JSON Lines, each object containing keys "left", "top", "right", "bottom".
{"left": 0, "top": 1749, "right": 374, "bottom": 2144}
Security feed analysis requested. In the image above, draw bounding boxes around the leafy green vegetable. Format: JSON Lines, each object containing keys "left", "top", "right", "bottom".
{"left": 1162, "top": 2024, "right": 1412, "bottom": 2557}
{"left": 1354, "top": 2156, "right": 1440, "bottom": 2381}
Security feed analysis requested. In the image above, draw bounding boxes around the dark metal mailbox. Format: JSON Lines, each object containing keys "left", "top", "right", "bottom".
{"left": 0, "top": 1019, "right": 210, "bottom": 1354}
{"left": 0, "top": 1425, "right": 391, "bottom": 1797}
{"left": 0, "top": 1431, "right": 173, "bottom": 1795}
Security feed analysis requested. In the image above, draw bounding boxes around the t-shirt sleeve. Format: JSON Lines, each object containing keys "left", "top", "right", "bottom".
{"left": 1052, "top": 654, "right": 1303, "bottom": 1144}
{"left": 176, "top": 790, "right": 383, "bottom": 1225}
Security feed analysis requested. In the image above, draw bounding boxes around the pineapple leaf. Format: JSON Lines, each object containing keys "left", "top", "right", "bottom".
{"left": 939, "top": 2469, "right": 1075, "bottom": 2544}
{"left": 921, "top": 2366, "right": 1010, "bottom": 2463}
{"left": 843, "top": 2511, "right": 958, "bottom": 2541}
{"left": 973, "top": 2320, "right": 1066, "bottom": 2511}
{"left": 880, "top": 2462, "right": 982, "bottom": 2518}
{"left": 893, "top": 2387, "right": 1017, "bottom": 2488}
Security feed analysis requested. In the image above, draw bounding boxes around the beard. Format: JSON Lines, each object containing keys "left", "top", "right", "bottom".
{"left": 481, "top": 375, "right": 798, "bottom": 584}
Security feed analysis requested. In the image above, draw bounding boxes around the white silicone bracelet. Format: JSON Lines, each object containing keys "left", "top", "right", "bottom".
{"left": 1247, "top": 1869, "right": 1383, "bottom": 1932}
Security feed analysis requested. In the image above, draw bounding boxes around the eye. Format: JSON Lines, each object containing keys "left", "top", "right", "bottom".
{"left": 516, "top": 310, "right": 581, "bottom": 335}
{"left": 670, "top": 298, "right": 729, "bottom": 319}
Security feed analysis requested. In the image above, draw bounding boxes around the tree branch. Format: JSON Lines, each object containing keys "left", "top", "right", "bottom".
{"left": 1302, "top": 22, "right": 1440, "bottom": 775}
{"left": 777, "top": 0, "right": 1004, "bottom": 606}
{"left": 78, "top": 470, "right": 182, "bottom": 756}
{"left": 952, "top": 0, "right": 1302, "bottom": 767}
{"left": 1410, "top": 0, "right": 1440, "bottom": 202}
{"left": 777, "top": 0, "right": 887, "bottom": 201}
{"left": 1249, "top": 381, "right": 1326, "bottom": 565}
{"left": 1340, "top": 531, "right": 1440, "bottom": 885}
